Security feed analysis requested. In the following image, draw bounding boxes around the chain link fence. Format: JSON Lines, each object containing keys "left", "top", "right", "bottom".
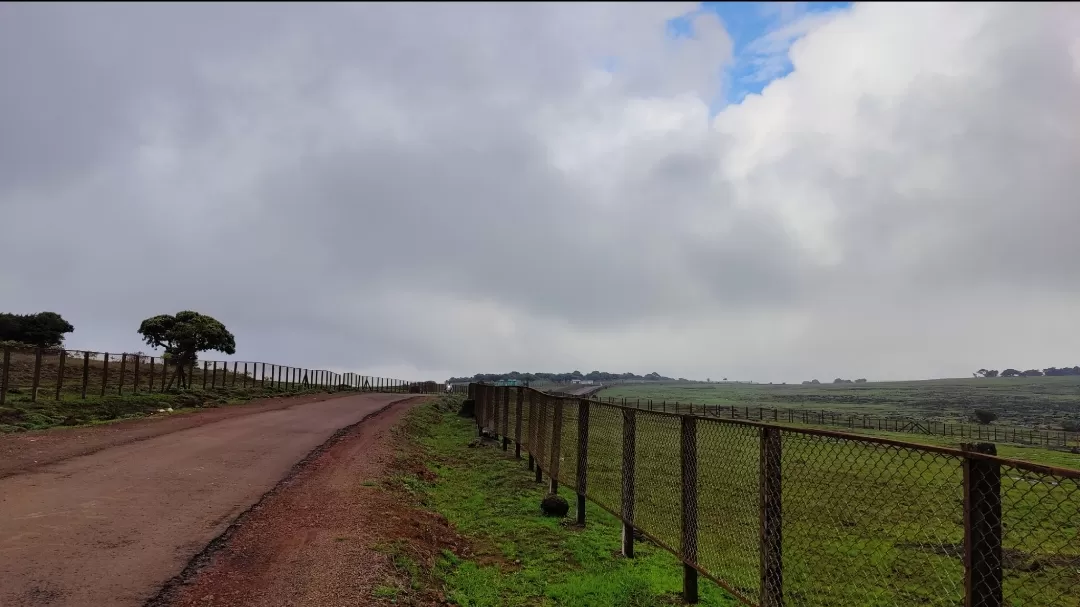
{"left": 470, "top": 383, "right": 1080, "bottom": 607}
{"left": 582, "top": 395, "right": 1080, "bottom": 449}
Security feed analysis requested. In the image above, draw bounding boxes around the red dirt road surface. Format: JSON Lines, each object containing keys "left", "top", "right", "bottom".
{"left": 0, "top": 392, "right": 408, "bottom": 607}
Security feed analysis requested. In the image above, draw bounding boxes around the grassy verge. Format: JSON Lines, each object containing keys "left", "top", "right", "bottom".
{"left": 397, "top": 395, "right": 739, "bottom": 607}
{"left": 0, "top": 385, "right": 337, "bottom": 433}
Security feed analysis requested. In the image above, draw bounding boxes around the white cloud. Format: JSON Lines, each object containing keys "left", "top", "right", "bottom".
{"left": 1, "top": 3, "right": 1079, "bottom": 382}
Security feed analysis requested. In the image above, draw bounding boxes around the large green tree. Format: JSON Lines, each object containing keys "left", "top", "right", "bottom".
{"left": 137, "top": 311, "right": 236, "bottom": 389}
{"left": 0, "top": 311, "right": 74, "bottom": 348}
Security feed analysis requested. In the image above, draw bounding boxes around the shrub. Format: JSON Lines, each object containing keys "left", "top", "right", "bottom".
{"left": 973, "top": 410, "right": 999, "bottom": 425}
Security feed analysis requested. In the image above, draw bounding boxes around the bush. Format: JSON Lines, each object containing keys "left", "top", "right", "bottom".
{"left": 1062, "top": 420, "right": 1080, "bottom": 433}
{"left": 973, "top": 410, "right": 999, "bottom": 425}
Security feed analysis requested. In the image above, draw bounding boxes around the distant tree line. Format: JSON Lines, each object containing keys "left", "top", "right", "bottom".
{"left": 448, "top": 370, "right": 675, "bottom": 383}
{"left": 975, "top": 367, "right": 1080, "bottom": 378}
{"left": 801, "top": 378, "right": 867, "bottom": 385}
{"left": 0, "top": 312, "right": 75, "bottom": 348}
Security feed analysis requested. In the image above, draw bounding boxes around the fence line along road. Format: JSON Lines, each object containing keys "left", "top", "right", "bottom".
{"left": 584, "top": 395, "right": 1080, "bottom": 449}
{"left": 0, "top": 345, "right": 442, "bottom": 406}
{"left": 471, "top": 383, "right": 1080, "bottom": 607}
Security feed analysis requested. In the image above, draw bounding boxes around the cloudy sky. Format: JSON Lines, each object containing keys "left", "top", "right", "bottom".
{"left": 2, "top": 2, "right": 1079, "bottom": 383}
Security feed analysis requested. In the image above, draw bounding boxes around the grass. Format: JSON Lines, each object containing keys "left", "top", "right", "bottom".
{"left": 598, "top": 378, "right": 1080, "bottom": 430}
{"left": 471, "top": 389, "right": 1080, "bottom": 607}
{"left": 399, "top": 396, "right": 740, "bottom": 606}
{"left": 0, "top": 383, "right": 338, "bottom": 433}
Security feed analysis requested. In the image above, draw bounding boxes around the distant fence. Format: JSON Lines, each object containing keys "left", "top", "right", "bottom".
{"left": 471, "top": 383, "right": 1080, "bottom": 607}
{"left": 587, "top": 395, "right": 1080, "bottom": 449}
{"left": 0, "top": 345, "right": 440, "bottom": 406}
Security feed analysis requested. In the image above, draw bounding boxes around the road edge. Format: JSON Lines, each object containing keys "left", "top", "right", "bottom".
{"left": 143, "top": 394, "right": 428, "bottom": 607}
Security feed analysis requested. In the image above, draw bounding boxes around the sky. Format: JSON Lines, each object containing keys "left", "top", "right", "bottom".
{"left": 2, "top": 2, "right": 1079, "bottom": 384}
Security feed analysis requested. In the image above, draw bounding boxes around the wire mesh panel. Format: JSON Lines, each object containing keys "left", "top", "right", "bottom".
{"left": 633, "top": 410, "right": 684, "bottom": 555}
{"left": 998, "top": 464, "right": 1080, "bottom": 606}
{"left": 555, "top": 397, "right": 580, "bottom": 490}
{"left": 695, "top": 418, "right": 761, "bottom": 603}
{"left": 780, "top": 432, "right": 964, "bottom": 606}
{"left": 586, "top": 402, "right": 624, "bottom": 515}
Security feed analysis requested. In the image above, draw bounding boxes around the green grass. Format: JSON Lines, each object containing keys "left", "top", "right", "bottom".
{"left": 401, "top": 397, "right": 740, "bottom": 607}
{"left": 599, "top": 378, "right": 1080, "bottom": 429}
{"left": 0, "top": 384, "right": 335, "bottom": 433}
{"left": 473, "top": 389, "right": 1080, "bottom": 607}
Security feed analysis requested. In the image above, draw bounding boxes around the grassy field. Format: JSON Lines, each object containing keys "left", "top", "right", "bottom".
{"left": 396, "top": 396, "right": 740, "bottom": 606}
{"left": 475, "top": 388, "right": 1080, "bottom": 607}
{"left": 599, "top": 378, "right": 1080, "bottom": 430}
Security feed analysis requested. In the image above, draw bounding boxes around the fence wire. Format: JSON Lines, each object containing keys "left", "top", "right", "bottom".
{"left": 0, "top": 345, "right": 434, "bottom": 411}
{"left": 472, "top": 384, "right": 1080, "bottom": 607}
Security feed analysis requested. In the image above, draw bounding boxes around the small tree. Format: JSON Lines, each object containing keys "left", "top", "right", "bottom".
{"left": 1061, "top": 420, "right": 1080, "bottom": 433}
{"left": 811, "top": 379, "right": 820, "bottom": 385}
{"left": 855, "top": 378, "right": 867, "bottom": 383}
{"left": 1001, "top": 369, "right": 1021, "bottom": 378}
{"left": 973, "top": 409, "right": 998, "bottom": 425}
{"left": 137, "top": 311, "right": 236, "bottom": 389}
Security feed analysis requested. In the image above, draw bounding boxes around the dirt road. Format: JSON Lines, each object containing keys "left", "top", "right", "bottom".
{"left": 155, "top": 396, "right": 461, "bottom": 607}
{"left": 0, "top": 392, "right": 407, "bottom": 607}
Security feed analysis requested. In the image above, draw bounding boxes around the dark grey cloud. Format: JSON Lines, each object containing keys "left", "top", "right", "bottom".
{"left": 2, "top": 3, "right": 1078, "bottom": 382}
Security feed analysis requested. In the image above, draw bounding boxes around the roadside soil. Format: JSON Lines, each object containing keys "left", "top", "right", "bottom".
{"left": 156, "top": 397, "right": 469, "bottom": 607}
{"left": 0, "top": 391, "right": 355, "bottom": 479}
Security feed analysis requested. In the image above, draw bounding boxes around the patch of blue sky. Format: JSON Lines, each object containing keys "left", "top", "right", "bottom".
{"left": 669, "top": 2, "right": 853, "bottom": 110}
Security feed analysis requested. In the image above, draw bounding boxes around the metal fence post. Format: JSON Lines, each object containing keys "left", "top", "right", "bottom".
{"left": 501, "top": 388, "right": 511, "bottom": 451}
{"left": 621, "top": 408, "right": 637, "bottom": 558}
{"left": 963, "top": 443, "right": 1002, "bottom": 607}
{"left": 576, "top": 399, "right": 590, "bottom": 525}
{"left": 515, "top": 387, "right": 524, "bottom": 459}
{"left": 681, "top": 416, "right": 699, "bottom": 604}
{"left": 760, "top": 427, "right": 783, "bottom": 607}
{"left": 549, "top": 400, "right": 564, "bottom": 494}
{"left": 31, "top": 348, "right": 43, "bottom": 402}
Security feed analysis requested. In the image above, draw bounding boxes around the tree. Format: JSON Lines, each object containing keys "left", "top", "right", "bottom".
{"left": 0, "top": 311, "right": 75, "bottom": 348}
{"left": 1021, "top": 369, "right": 1044, "bottom": 377}
{"left": 137, "top": 311, "right": 236, "bottom": 389}
{"left": 1001, "top": 368, "right": 1021, "bottom": 377}
{"left": 973, "top": 409, "right": 999, "bottom": 425}
{"left": 855, "top": 378, "right": 867, "bottom": 383}
{"left": 811, "top": 379, "right": 821, "bottom": 385}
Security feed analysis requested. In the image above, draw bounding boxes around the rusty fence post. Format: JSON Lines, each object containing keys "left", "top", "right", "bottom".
{"left": 56, "top": 349, "right": 67, "bottom": 400}
{"left": 576, "top": 399, "right": 590, "bottom": 525}
{"left": 760, "top": 427, "right": 783, "bottom": 607}
{"left": 681, "top": 416, "right": 699, "bottom": 604}
{"left": 515, "top": 387, "right": 524, "bottom": 459}
{"left": 0, "top": 347, "right": 10, "bottom": 405}
{"left": 963, "top": 443, "right": 1002, "bottom": 607}
{"left": 549, "top": 399, "right": 564, "bottom": 494}
{"left": 117, "top": 353, "right": 127, "bottom": 395}
{"left": 501, "top": 388, "right": 510, "bottom": 451}
{"left": 211, "top": 360, "right": 218, "bottom": 389}
{"left": 201, "top": 361, "right": 208, "bottom": 390}
{"left": 149, "top": 357, "right": 156, "bottom": 393}
{"left": 31, "top": 348, "right": 43, "bottom": 402}
{"left": 621, "top": 408, "right": 636, "bottom": 558}
{"left": 101, "top": 353, "right": 110, "bottom": 397}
